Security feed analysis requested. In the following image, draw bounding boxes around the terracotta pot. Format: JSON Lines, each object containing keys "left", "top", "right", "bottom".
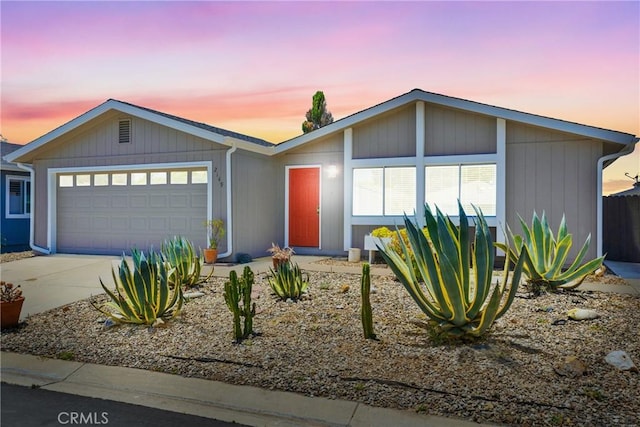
{"left": 1, "top": 297, "right": 24, "bottom": 329}
{"left": 203, "top": 248, "right": 218, "bottom": 264}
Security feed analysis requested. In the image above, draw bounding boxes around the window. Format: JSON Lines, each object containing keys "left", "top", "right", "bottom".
{"left": 150, "top": 172, "right": 167, "bottom": 185}
{"left": 353, "top": 167, "right": 416, "bottom": 216}
{"left": 112, "top": 173, "right": 127, "bottom": 186}
{"left": 76, "top": 174, "right": 91, "bottom": 186}
{"left": 191, "top": 170, "right": 208, "bottom": 184}
{"left": 59, "top": 175, "right": 74, "bottom": 187}
{"left": 170, "top": 171, "right": 188, "bottom": 184}
{"left": 131, "top": 172, "right": 147, "bottom": 186}
{"left": 6, "top": 176, "right": 31, "bottom": 218}
{"left": 425, "top": 164, "right": 496, "bottom": 216}
{"left": 94, "top": 174, "right": 109, "bottom": 186}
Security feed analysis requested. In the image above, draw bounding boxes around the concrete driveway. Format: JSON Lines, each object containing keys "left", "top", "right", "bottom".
{"left": 1, "top": 254, "right": 120, "bottom": 320}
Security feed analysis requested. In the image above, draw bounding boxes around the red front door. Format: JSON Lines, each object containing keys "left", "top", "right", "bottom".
{"left": 288, "top": 167, "right": 320, "bottom": 247}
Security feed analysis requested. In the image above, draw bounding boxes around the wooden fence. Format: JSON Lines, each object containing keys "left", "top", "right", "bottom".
{"left": 603, "top": 195, "right": 640, "bottom": 262}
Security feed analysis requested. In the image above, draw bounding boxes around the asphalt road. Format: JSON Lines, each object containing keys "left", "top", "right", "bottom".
{"left": 1, "top": 383, "right": 248, "bottom": 427}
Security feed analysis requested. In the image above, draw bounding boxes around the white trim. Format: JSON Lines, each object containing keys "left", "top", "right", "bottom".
{"left": 4, "top": 175, "right": 31, "bottom": 219}
{"left": 352, "top": 215, "right": 497, "bottom": 227}
{"left": 424, "top": 153, "right": 497, "bottom": 165}
{"left": 47, "top": 161, "right": 213, "bottom": 254}
{"left": 351, "top": 156, "right": 417, "bottom": 168}
{"left": 343, "top": 129, "right": 353, "bottom": 251}
{"left": 415, "top": 101, "right": 426, "bottom": 226}
{"left": 496, "top": 118, "right": 507, "bottom": 251}
{"left": 284, "top": 165, "right": 322, "bottom": 250}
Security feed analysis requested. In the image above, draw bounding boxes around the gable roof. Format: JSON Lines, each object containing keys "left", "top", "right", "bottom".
{"left": 6, "top": 99, "right": 275, "bottom": 163}
{"left": 275, "top": 89, "right": 638, "bottom": 153}
{"left": 1, "top": 141, "right": 28, "bottom": 172}
{"left": 6, "top": 89, "right": 638, "bottom": 163}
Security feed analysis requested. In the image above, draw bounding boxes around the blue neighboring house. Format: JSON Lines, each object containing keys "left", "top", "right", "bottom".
{"left": 1, "top": 141, "right": 31, "bottom": 253}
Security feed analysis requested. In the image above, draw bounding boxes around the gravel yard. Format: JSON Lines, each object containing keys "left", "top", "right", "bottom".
{"left": 1, "top": 258, "right": 639, "bottom": 426}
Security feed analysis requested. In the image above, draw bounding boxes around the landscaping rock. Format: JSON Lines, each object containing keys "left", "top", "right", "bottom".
{"left": 567, "top": 308, "right": 599, "bottom": 320}
{"left": 605, "top": 351, "right": 638, "bottom": 372}
{"left": 554, "top": 355, "right": 587, "bottom": 377}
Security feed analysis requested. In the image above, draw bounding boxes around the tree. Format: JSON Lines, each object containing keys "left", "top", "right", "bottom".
{"left": 302, "top": 91, "right": 333, "bottom": 133}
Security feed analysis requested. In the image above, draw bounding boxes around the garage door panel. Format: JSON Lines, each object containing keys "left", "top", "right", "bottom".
{"left": 57, "top": 168, "right": 208, "bottom": 255}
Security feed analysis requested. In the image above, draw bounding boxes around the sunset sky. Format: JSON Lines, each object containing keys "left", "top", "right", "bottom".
{"left": 1, "top": 1, "right": 638, "bottom": 194}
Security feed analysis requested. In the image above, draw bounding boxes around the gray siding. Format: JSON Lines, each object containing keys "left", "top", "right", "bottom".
{"left": 231, "top": 150, "right": 281, "bottom": 259}
{"left": 353, "top": 105, "right": 416, "bottom": 159}
{"left": 506, "top": 122, "right": 602, "bottom": 260}
{"left": 31, "top": 115, "right": 231, "bottom": 253}
{"left": 424, "top": 104, "right": 496, "bottom": 155}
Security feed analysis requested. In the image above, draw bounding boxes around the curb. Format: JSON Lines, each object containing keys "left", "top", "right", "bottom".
{"left": 1, "top": 352, "right": 487, "bottom": 427}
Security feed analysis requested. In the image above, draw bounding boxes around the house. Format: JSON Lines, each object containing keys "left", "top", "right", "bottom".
{"left": 1, "top": 141, "right": 31, "bottom": 253}
{"left": 5, "top": 89, "right": 638, "bottom": 262}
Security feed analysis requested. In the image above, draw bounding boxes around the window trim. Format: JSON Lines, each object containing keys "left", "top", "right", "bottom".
{"left": 5, "top": 175, "right": 31, "bottom": 219}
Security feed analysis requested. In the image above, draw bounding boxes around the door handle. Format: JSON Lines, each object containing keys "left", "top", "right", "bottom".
{"left": 317, "top": 206, "right": 320, "bottom": 214}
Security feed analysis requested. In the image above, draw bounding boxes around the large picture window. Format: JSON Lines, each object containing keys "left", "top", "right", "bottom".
{"left": 353, "top": 167, "right": 416, "bottom": 216}
{"left": 6, "top": 176, "right": 31, "bottom": 218}
{"left": 425, "top": 164, "right": 496, "bottom": 216}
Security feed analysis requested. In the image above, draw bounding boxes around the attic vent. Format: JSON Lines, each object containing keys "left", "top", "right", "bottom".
{"left": 119, "top": 119, "right": 131, "bottom": 144}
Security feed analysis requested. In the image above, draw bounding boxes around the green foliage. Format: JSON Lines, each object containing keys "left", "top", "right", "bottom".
{"left": 496, "top": 212, "right": 604, "bottom": 294}
{"left": 95, "top": 249, "right": 183, "bottom": 325}
{"left": 302, "top": 91, "right": 334, "bottom": 133}
{"left": 204, "top": 219, "right": 225, "bottom": 249}
{"left": 161, "top": 236, "right": 211, "bottom": 288}
{"left": 268, "top": 261, "right": 309, "bottom": 300}
{"left": 360, "top": 263, "right": 376, "bottom": 339}
{"left": 223, "top": 266, "right": 256, "bottom": 342}
{"left": 377, "top": 202, "right": 525, "bottom": 339}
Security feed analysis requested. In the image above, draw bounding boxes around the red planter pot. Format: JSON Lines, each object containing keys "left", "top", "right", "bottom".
{"left": 1, "top": 297, "right": 25, "bottom": 329}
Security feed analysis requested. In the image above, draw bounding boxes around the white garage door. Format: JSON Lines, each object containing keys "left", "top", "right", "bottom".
{"left": 56, "top": 169, "right": 208, "bottom": 255}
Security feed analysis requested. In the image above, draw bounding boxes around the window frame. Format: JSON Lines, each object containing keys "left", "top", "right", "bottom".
{"left": 5, "top": 175, "right": 31, "bottom": 219}
{"left": 352, "top": 165, "right": 417, "bottom": 217}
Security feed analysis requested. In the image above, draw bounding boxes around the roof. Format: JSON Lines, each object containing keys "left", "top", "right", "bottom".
{"left": 275, "top": 89, "right": 638, "bottom": 153}
{"left": 6, "top": 99, "right": 275, "bottom": 163}
{"left": 610, "top": 182, "right": 640, "bottom": 197}
{"left": 6, "top": 89, "right": 638, "bottom": 163}
{"left": 114, "top": 100, "right": 274, "bottom": 148}
{"left": 1, "top": 141, "right": 29, "bottom": 172}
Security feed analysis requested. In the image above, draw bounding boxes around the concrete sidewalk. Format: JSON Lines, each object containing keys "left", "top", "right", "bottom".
{"left": 1, "top": 352, "right": 481, "bottom": 427}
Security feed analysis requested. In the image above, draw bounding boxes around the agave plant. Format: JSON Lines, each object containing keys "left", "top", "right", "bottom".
{"left": 267, "top": 261, "right": 309, "bottom": 301}
{"left": 161, "top": 236, "right": 212, "bottom": 288}
{"left": 94, "top": 249, "right": 183, "bottom": 325}
{"left": 496, "top": 212, "right": 604, "bottom": 294}
{"left": 377, "top": 202, "right": 525, "bottom": 339}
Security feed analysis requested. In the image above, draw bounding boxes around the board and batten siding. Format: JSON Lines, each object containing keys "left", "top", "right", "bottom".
{"left": 506, "top": 122, "right": 603, "bottom": 260}
{"left": 352, "top": 105, "right": 416, "bottom": 159}
{"left": 30, "top": 115, "right": 230, "bottom": 252}
{"left": 424, "top": 104, "right": 496, "bottom": 155}
{"left": 231, "top": 150, "right": 282, "bottom": 258}
{"left": 278, "top": 133, "right": 345, "bottom": 255}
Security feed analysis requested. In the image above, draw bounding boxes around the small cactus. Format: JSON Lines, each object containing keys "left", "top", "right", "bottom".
{"left": 361, "top": 263, "right": 376, "bottom": 340}
{"left": 223, "top": 266, "right": 255, "bottom": 342}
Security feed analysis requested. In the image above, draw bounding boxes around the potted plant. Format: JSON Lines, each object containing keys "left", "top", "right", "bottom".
{"left": 267, "top": 243, "right": 294, "bottom": 270}
{"left": 1, "top": 281, "right": 24, "bottom": 329}
{"left": 204, "top": 219, "right": 225, "bottom": 264}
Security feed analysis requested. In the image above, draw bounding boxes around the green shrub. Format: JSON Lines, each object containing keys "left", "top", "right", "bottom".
{"left": 94, "top": 249, "right": 183, "bottom": 325}
{"left": 161, "top": 236, "right": 211, "bottom": 288}
{"left": 268, "top": 261, "right": 309, "bottom": 300}
{"left": 378, "top": 202, "right": 525, "bottom": 339}
{"left": 496, "top": 212, "right": 604, "bottom": 294}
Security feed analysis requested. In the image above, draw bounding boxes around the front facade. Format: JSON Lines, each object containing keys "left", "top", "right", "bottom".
{"left": 5, "top": 90, "right": 637, "bottom": 261}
